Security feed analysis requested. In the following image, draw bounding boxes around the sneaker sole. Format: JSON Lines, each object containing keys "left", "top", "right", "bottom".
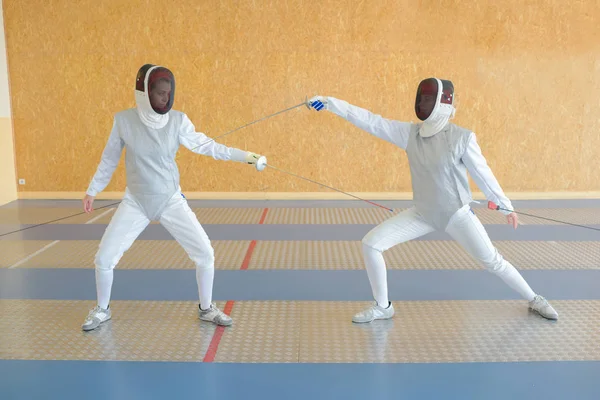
{"left": 199, "top": 316, "right": 233, "bottom": 327}
{"left": 200, "top": 320, "right": 233, "bottom": 327}
{"left": 81, "top": 316, "right": 111, "bottom": 331}
{"left": 352, "top": 314, "right": 394, "bottom": 324}
{"left": 529, "top": 308, "right": 558, "bottom": 321}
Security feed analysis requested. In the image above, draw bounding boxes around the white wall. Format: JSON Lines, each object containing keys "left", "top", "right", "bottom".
{"left": 0, "top": 0, "right": 17, "bottom": 206}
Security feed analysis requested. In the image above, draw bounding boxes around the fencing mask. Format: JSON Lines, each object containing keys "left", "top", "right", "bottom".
{"left": 135, "top": 64, "right": 176, "bottom": 129}
{"left": 414, "top": 77, "right": 455, "bottom": 137}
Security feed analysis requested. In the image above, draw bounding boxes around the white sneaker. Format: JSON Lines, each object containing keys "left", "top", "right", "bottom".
{"left": 352, "top": 302, "right": 395, "bottom": 323}
{"left": 199, "top": 303, "right": 233, "bottom": 326}
{"left": 529, "top": 295, "right": 558, "bottom": 320}
{"left": 82, "top": 305, "right": 112, "bottom": 331}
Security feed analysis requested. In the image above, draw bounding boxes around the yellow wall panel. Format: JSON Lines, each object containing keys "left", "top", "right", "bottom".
{"left": 4, "top": 0, "right": 599, "bottom": 195}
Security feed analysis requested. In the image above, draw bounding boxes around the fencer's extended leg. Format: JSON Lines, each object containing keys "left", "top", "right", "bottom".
{"left": 160, "top": 193, "right": 232, "bottom": 327}
{"left": 445, "top": 206, "right": 558, "bottom": 320}
{"left": 354, "top": 207, "right": 436, "bottom": 323}
{"left": 82, "top": 195, "right": 151, "bottom": 331}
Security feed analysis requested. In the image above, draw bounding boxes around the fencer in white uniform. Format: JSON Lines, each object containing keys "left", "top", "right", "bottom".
{"left": 308, "top": 77, "right": 558, "bottom": 323}
{"left": 81, "top": 64, "right": 267, "bottom": 331}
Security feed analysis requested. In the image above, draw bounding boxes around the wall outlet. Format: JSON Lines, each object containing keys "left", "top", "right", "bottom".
{"left": 18, "top": 179, "right": 25, "bottom": 185}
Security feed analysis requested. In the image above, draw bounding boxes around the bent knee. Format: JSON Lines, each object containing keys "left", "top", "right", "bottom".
{"left": 362, "top": 235, "right": 384, "bottom": 253}
{"left": 94, "top": 250, "right": 117, "bottom": 271}
{"left": 191, "top": 247, "right": 215, "bottom": 269}
{"left": 482, "top": 255, "right": 507, "bottom": 274}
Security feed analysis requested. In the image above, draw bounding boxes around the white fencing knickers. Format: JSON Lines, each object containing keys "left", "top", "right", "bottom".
{"left": 361, "top": 204, "right": 536, "bottom": 307}
{"left": 94, "top": 190, "right": 215, "bottom": 309}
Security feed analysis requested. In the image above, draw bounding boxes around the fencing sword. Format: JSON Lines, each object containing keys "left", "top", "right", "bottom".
{"left": 0, "top": 201, "right": 122, "bottom": 238}
{"left": 487, "top": 201, "right": 600, "bottom": 232}
{"left": 265, "top": 163, "right": 394, "bottom": 212}
{"left": 189, "top": 99, "right": 310, "bottom": 152}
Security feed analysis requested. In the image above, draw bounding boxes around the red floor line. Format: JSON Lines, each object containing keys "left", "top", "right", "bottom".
{"left": 240, "top": 240, "right": 257, "bottom": 271}
{"left": 202, "top": 300, "right": 235, "bottom": 362}
{"left": 258, "top": 207, "right": 269, "bottom": 224}
{"left": 203, "top": 208, "right": 269, "bottom": 363}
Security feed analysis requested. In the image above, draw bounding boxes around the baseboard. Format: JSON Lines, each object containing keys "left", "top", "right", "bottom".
{"left": 16, "top": 191, "right": 600, "bottom": 201}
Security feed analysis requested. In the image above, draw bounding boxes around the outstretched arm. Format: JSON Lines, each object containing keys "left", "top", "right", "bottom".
{"left": 462, "top": 133, "right": 516, "bottom": 220}
{"left": 178, "top": 114, "right": 266, "bottom": 169}
{"left": 308, "top": 96, "right": 412, "bottom": 150}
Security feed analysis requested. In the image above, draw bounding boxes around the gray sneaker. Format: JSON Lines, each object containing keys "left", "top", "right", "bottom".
{"left": 199, "top": 303, "right": 233, "bottom": 326}
{"left": 82, "top": 305, "right": 112, "bottom": 331}
{"left": 529, "top": 295, "right": 558, "bottom": 320}
{"left": 352, "top": 302, "right": 395, "bottom": 323}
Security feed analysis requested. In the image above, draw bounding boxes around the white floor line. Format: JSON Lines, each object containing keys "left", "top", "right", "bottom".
{"left": 9, "top": 240, "right": 60, "bottom": 268}
{"left": 85, "top": 208, "right": 116, "bottom": 224}
{"left": 8, "top": 207, "right": 115, "bottom": 269}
